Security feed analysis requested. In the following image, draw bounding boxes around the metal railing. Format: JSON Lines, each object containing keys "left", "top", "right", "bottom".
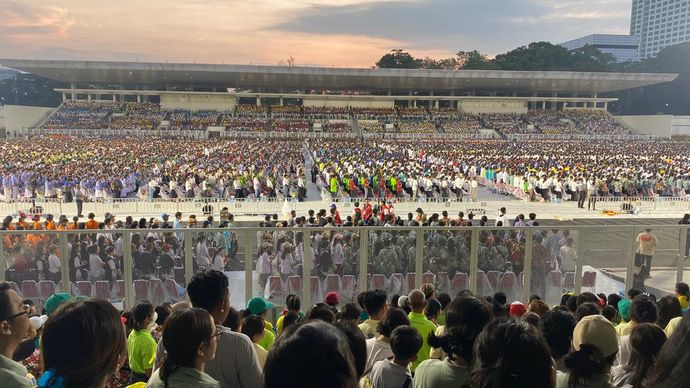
{"left": 588, "top": 196, "right": 690, "bottom": 213}
{"left": 1, "top": 224, "right": 688, "bottom": 315}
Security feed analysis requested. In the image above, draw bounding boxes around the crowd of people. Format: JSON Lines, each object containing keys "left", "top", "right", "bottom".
{"left": 3, "top": 268, "right": 690, "bottom": 388}
{"left": 42, "top": 101, "right": 637, "bottom": 136}
{"left": 312, "top": 139, "right": 690, "bottom": 202}
{"left": 0, "top": 137, "right": 305, "bottom": 203}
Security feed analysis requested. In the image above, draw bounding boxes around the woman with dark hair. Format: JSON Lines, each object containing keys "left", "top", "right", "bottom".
{"left": 611, "top": 323, "right": 666, "bottom": 387}
{"left": 424, "top": 298, "right": 442, "bottom": 324}
{"left": 415, "top": 296, "right": 492, "bottom": 387}
{"left": 147, "top": 308, "right": 220, "bottom": 387}
{"left": 276, "top": 294, "right": 303, "bottom": 334}
{"left": 39, "top": 300, "right": 126, "bottom": 388}
{"left": 557, "top": 315, "right": 618, "bottom": 388}
{"left": 264, "top": 320, "right": 359, "bottom": 388}
{"left": 656, "top": 295, "right": 681, "bottom": 329}
{"left": 540, "top": 309, "right": 577, "bottom": 372}
{"left": 127, "top": 302, "right": 157, "bottom": 383}
{"left": 471, "top": 318, "right": 555, "bottom": 388}
{"left": 645, "top": 314, "right": 690, "bottom": 388}
{"left": 362, "top": 308, "right": 410, "bottom": 380}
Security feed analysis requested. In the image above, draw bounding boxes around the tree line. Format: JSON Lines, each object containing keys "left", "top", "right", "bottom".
{"left": 374, "top": 42, "right": 690, "bottom": 115}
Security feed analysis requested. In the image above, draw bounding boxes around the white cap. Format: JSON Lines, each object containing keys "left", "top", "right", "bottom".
{"left": 29, "top": 315, "right": 48, "bottom": 331}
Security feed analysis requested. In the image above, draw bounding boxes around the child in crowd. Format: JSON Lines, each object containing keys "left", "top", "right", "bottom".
{"left": 368, "top": 326, "right": 422, "bottom": 388}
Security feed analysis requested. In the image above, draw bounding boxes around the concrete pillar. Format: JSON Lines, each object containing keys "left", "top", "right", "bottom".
{"left": 434, "top": 100, "right": 439, "bottom": 109}
{"left": 137, "top": 95, "right": 142, "bottom": 103}
{"left": 280, "top": 97, "right": 284, "bottom": 106}
{"left": 256, "top": 97, "right": 261, "bottom": 106}
{"left": 604, "top": 102, "right": 608, "bottom": 111}
{"left": 112, "top": 94, "right": 117, "bottom": 102}
{"left": 412, "top": 100, "right": 417, "bottom": 108}
{"left": 62, "top": 93, "right": 67, "bottom": 102}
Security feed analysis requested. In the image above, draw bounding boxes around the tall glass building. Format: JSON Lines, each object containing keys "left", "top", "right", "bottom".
{"left": 631, "top": 0, "right": 690, "bottom": 59}
{"left": 560, "top": 34, "right": 640, "bottom": 62}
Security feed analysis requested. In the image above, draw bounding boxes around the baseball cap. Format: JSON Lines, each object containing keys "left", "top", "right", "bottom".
{"left": 509, "top": 301, "right": 527, "bottom": 317}
{"left": 161, "top": 213, "right": 169, "bottom": 219}
{"left": 29, "top": 315, "right": 48, "bottom": 331}
{"left": 618, "top": 299, "right": 632, "bottom": 321}
{"left": 44, "top": 293, "right": 75, "bottom": 316}
{"left": 572, "top": 315, "right": 618, "bottom": 358}
{"left": 247, "top": 297, "right": 274, "bottom": 315}
{"left": 325, "top": 292, "right": 339, "bottom": 306}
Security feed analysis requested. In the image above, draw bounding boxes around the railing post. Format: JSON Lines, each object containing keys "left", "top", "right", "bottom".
{"left": 358, "top": 228, "right": 368, "bottom": 294}
{"left": 678, "top": 226, "right": 687, "bottom": 283}
{"left": 122, "top": 231, "right": 134, "bottom": 309}
{"left": 415, "top": 227, "right": 424, "bottom": 290}
{"left": 575, "top": 229, "right": 584, "bottom": 294}
{"left": 245, "top": 229, "right": 254, "bottom": 304}
{"left": 469, "top": 229, "right": 479, "bottom": 295}
{"left": 522, "top": 230, "right": 533, "bottom": 304}
{"left": 302, "top": 229, "right": 313, "bottom": 308}
{"left": 59, "top": 231, "right": 71, "bottom": 292}
{"left": 0, "top": 232, "right": 6, "bottom": 282}
{"left": 184, "top": 230, "right": 194, "bottom": 285}
{"left": 625, "top": 227, "right": 637, "bottom": 291}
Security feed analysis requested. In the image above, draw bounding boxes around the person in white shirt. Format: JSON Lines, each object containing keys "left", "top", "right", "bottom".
{"left": 559, "top": 238, "right": 577, "bottom": 272}
{"left": 47, "top": 247, "right": 61, "bottom": 283}
{"left": 195, "top": 236, "right": 211, "bottom": 270}
{"left": 495, "top": 207, "right": 508, "bottom": 227}
{"left": 363, "top": 308, "right": 410, "bottom": 382}
{"left": 212, "top": 248, "right": 227, "bottom": 272}
{"left": 368, "top": 326, "right": 421, "bottom": 388}
{"left": 88, "top": 245, "right": 104, "bottom": 281}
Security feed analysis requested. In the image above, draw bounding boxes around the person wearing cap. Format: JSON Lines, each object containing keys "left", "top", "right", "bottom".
{"left": 44, "top": 293, "right": 75, "bottom": 316}
{"left": 325, "top": 292, "right": 339, "bottom": 308}
{"left": 556, "top": 314, "right": 618, "bottom": 388}
{"left": 246, "top": 297, "right": 276, "bottom": 351}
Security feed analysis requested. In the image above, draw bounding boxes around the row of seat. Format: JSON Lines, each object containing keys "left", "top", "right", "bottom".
{"left": 9, "top": 278, "right": 186, "bottom": 312}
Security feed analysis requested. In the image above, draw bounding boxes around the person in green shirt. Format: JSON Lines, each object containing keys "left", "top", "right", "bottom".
{"left": 407, "top": 290, "right": 437, "bottom": 372}
{"left": 128, "top": 302, "right": 158, "bottom": 384}
{"left": 147, "top": 308, "right": 221, "bottom": 388}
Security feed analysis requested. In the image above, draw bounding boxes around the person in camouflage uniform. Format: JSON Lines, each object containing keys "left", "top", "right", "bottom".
{"left": 477, "top": 232, "right": 492, "bottom": 272}
{"left": 376, "top": 233, "right": 399, "bottom": 277}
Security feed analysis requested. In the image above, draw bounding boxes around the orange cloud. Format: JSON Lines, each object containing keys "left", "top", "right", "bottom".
{"left": 0, "top": 1, "right": 75, "bottom": 40}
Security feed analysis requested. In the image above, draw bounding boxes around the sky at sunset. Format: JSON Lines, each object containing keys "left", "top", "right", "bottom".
{"left": 0, "top": 0, "right": 633, "bottom": 68}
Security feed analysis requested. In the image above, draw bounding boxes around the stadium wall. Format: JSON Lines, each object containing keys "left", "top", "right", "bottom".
{"left": 614, "top": 115, "right": 673, "bottom": 138}
{"left": 459, "top": 100, "right": 527, "bottom": 114}
{"left": 302, "top": 97, "right": 393, "bottom": 108}
{"left": 672, "top": 116, "right": 690, "bottom": 136}
{"left": 160, "top": 94, "right": 236, "bottom": 111}
{"left": 4, "top": 105, "right": 55, "bottom": 132}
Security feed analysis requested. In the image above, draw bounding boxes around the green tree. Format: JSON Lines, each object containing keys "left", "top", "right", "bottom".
{"left": 569, "top": 45, "right": 617, "bottom": 72}
{"left": 456, "top": 50, "right": 496, "bottom": 70}
{"left": 375, "top": 49, "right": 421, "bottom": 69}
{"left": 493, "top": 42, "right": 573, "bottom": 71}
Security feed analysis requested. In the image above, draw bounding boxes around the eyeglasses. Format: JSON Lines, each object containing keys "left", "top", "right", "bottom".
{"left": 209, "top": 327, "right": 223, "bottom": 340}
{"left": 1, "top": 304, "right": 30, "bottom": 322}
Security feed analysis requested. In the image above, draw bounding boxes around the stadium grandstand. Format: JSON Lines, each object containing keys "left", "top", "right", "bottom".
{"left": 1, "top": 59, "right": 690, "bottom": 388}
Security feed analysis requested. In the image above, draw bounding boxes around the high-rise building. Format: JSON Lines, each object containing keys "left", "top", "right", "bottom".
{"left": 560, "top": 34, "right": 640, "bottom": 62}
{"left": 631, "top": 0, "right": 690, "bottom": 59}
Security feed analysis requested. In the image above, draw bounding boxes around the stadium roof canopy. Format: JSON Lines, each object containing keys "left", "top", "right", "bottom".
{"left": 0, "top": 59, "right": 678, "bottom": 94}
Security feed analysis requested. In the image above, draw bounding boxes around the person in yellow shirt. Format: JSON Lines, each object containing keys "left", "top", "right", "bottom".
{"left": 358, "top": 290, "right": 388, "bottom": 339}
{"left": 241, "top": 315, "right": 268, "bottom": 369}
{"left": 676, "top": 282, "right": 689, "bottom": 309}
{"left": 276, "top": 294, "right": 303, "bottom": 334}
{"left": 407, "top": 290, "right": 437, "bottom": 372}
{"left": 127, "top": 302, "right": 158, "bottom": 384}
{"left": 246, "top": 297, "right": 276, "bottom": 351}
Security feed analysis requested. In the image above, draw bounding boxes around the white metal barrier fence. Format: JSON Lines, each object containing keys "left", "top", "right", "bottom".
{"left": 1, "top": 225, "right": 688, "bottom": 314}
